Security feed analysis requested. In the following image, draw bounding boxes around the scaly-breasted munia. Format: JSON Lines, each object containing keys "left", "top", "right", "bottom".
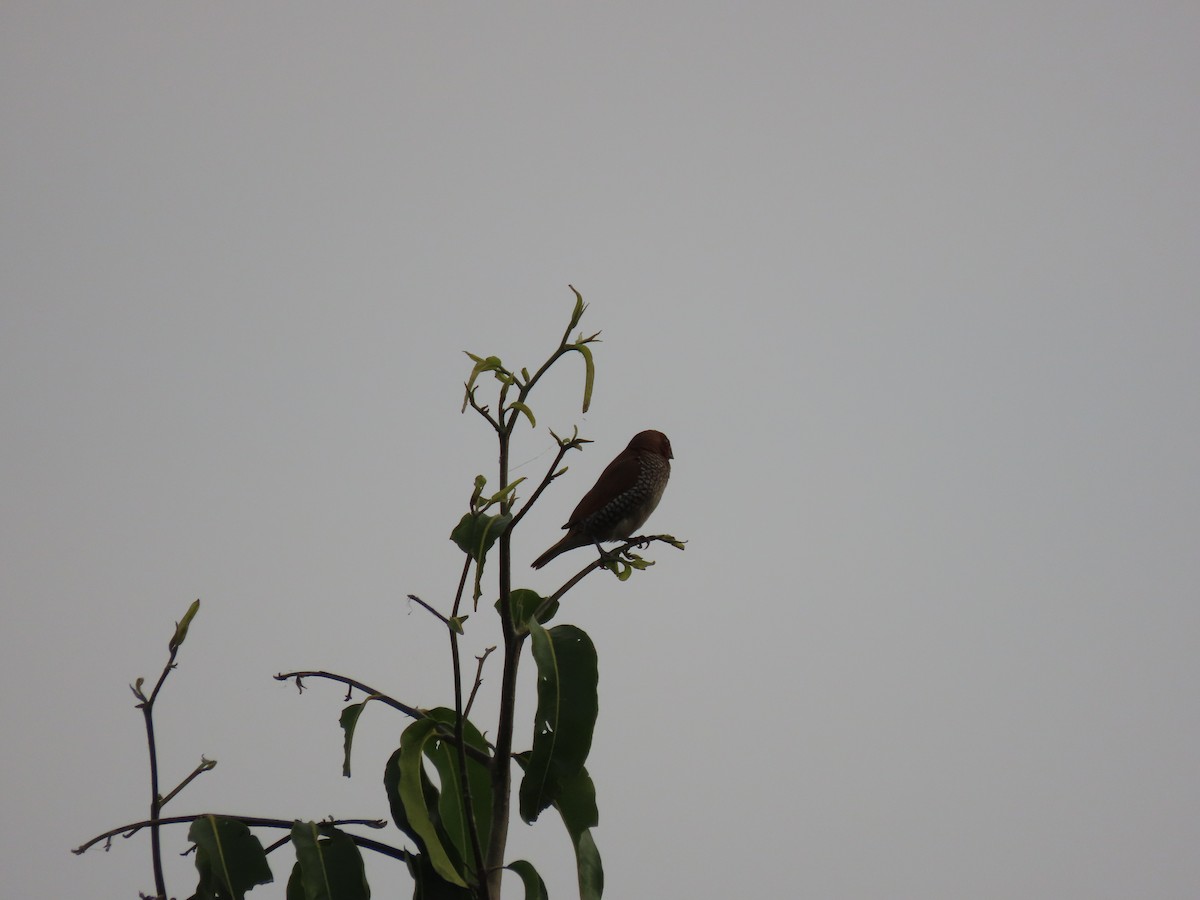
{"left": 531, "top": 430, "right": 673, "bottom": 569}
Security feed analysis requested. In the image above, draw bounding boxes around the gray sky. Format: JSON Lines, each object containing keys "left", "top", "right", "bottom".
{"left": 4, "top": 4, "right": 1199, "bottom": 898}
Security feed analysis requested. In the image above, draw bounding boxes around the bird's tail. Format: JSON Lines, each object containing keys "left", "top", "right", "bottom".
{"left": 531, "top": 533, "right": 579, "bottom": 569}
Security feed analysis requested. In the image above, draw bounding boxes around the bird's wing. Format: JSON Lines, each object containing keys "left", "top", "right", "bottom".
{"left": 564, "top": 453, "right": 641, "bottom": 527}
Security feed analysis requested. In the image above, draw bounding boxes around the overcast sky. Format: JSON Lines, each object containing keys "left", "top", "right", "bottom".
{"left": 4, "top": 4, "right": 1199, "bottom": 898}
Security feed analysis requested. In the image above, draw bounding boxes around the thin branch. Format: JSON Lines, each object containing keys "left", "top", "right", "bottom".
{"left": 275, "top": 671, "right": 424, "bottom": 718}
{"left": 159, "top": 757, "right": 216, "bottom": 808}
{"left": 465, "top": 385, "right": 502, "bottom": 433}
{"left": 74, "top": 815, "right": 394, "bottom": 858}
{"left": 273, "top": 670, "right": 492, "bottom": 765}
{"left": 537, "top": 534, "right": 686, "bottom": 617}
{"left": 464, "top": 646, "right": 495, "bottom": 720}
{"left": 407, "top": 593, "right": 453, "bottom": 629}
{"left": 452, "top": 554, "right": 472, "bottom": 617}
{"left": 136, "top": 642, "right": 182, "bottom": 900}
{"left": 507, "top": 431, "right": 588, "bottom": 533}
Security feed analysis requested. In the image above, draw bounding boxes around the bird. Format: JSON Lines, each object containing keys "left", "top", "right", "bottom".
{"left": 531, "top": 430, "right": 673, "bottom": 569}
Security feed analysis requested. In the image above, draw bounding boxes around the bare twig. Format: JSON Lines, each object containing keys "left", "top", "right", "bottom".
{"left": 537, "top": 534, "right": 686, "bottom": 617}
{"left": 273, "top": 670, "right": 492, "bottom": 764}
{"left": 464, "top": 646, "right": 496, "bottom": 720}
{"left": 508, "top": 428, "right": 589, "bottom": 533}
{"left": 75, "top": 815, "right": 395, "bottom": 858}
{"left": 132, "top": 639, "right": 184, "bottom": 899}
{"left": 275, "top": 671, "right": 424, "bottom": 718}
{"left": 407, "top": 593, "right": 453, "bottom": 629}
{"left": 159, "top": 757, "right": 217, "bottom": 808}
{"left": 465, "top": 385, "right": 501, "bottom": 433}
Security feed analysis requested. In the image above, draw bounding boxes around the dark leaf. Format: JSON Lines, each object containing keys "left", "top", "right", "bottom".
{"left": 398, "top": 719, "right": 468, "bottom": 887}
{"left": 187, "top": 815, "right": 272, "bottom": 900}
{"left": 506, "top": 860, "right": 549, "bottom": 900}
{"left": 498, "top": 589, "right": 558, "bottom": 634}
{"left": 288, "top": 821, "right": 369, "bottom": 900}
{"left": 421, "top": 708, "right": 493, "bottom": 880}
{"left": 519, "top": 623, "right": 598, "bottom": 823}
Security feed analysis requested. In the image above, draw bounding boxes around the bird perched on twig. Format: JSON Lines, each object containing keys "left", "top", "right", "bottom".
{"left": 531, "top": 430, "right": 673, "bottom": 569}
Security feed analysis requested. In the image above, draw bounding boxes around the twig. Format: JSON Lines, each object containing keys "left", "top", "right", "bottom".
{"left": 274, "top": 670, "right": 493, "bottom": 765}
{"left": 465, "top": 386, "right": 501, "bottom": 433}
{"left": 537, "top": 534, "right": 685, "bottom": 618}
{"left": 407, "top": 594, "right": 452, "bottom": 629}
{"left": 274, "top": 671, "right": 424, "bottom": 719}
{"left": 507, "top": 429, "right": 588, "bottom": 533}
{"left": 131, "top": 642, "right": 183, "bottom": 899}
{"left": 464, "top": 646, "right": 495, "bottom": 720}
{"left": 74, "top": 815, "right": 396, "bottom": 858}
{"left": 159, "top": 757, "right": 216, "bottom": 807}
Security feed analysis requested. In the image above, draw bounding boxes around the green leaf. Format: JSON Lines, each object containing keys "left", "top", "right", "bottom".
{"left": 463, "top": 354, "right": 505, "bottom": 394}
{"left": 170, "top": 598, "right": 201, "bottom": 652}
{"left": 571, "top": 828, "right": 604, "bottom": 900}
{"left": 405, "top": 853, "right": 475, "bottom": 900}
{"left": 554, "top": 769, "right": 603, "bottom": 900}
{"left": 469, "top": 474, "right": 487, "bottom": 508}
{"left": 506, "top": 860, "right": 549, "bottom": 900}
{"left": 398, "top": 719, "right": 469, "bottom": 887}
{"left": 519, "top": 623, "right": 599, "bottom": 823}
{"left": 510, "top": 761, "right": 603, "bottom": 900}
{"left": 451, "top": 510, "right": 513, "bottom": 603}
{"left": 497, "top": 589, "right": 559, "bottom": 634}
{"left": 187, "top": 815, "right": 273, "bottom": 900}
{"left": 339, "top": 697, "right": 378, "bottom": 778}
{"left": 567, "top": 284, "right": 587, "bottom": 330}
{"left": 508, "top": 401, "right": 536, "bottom": 429}
{"left": 553, "top": 766, "right": 599, "bottom": 834}
{"left": 384, "top": 746, "right": 442, "bottom": 852}
{"left": 449, "top": 512, "right": 511, "bottom": 562}
{"left": 485, "top": 477, "right": 525, "bottom": 509}
{"left": 462, "top": 354, "right": 510, "bottom": 412}
{"left": 422, "top": 708, "right": 493, "bottom": 880}
{"left": 288, "top": 822, "right": 369, "bottom": 900}
{"left": 571, "top": 343, "right": 595, "bottom": 414}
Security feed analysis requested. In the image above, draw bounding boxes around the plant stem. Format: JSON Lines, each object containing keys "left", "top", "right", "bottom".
{"left": 486, "top": 417, "right": 519, "bottom": 899}
{"left": 142, "top": 703, "right": 166, "bottom": 900}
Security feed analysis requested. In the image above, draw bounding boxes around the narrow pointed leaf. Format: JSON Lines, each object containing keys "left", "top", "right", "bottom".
{"left": 187, "top": 815, "right": 273, "bottom": 900}
{"left": 554, "top": 769, "right": 602, "bottom": 900}
{"left": 486, "top": 478, "right": 525, "bottom": 508}
{"left": 384, "top": 746, "right": 441, "bottom": 852}
{"left": 170, "top": 598, "right": 201, "bottom": 651}
{"left": 339, "top": 697, "right": 378, "bottom": 778}
{"left": 508, "top": 401, "right": 536, "bottom": 429}
{"left": 571, "top": 828, "right": 603, "bottom": 900}
{"left": 567, "top": 285, "right": 586, "bottom": 330}
{"left": 421, "top": 708, "right": 493, "bottom": 879}
{"left": 571, "top": 344, "right": 595, "bottom": 413}
{"left": 398, "top": 719, "right": 468, "bottom": 887}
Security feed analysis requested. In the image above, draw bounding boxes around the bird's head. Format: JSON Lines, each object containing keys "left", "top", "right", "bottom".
{"left": 629, "top": 429, "right": 673, "bottom": 460}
